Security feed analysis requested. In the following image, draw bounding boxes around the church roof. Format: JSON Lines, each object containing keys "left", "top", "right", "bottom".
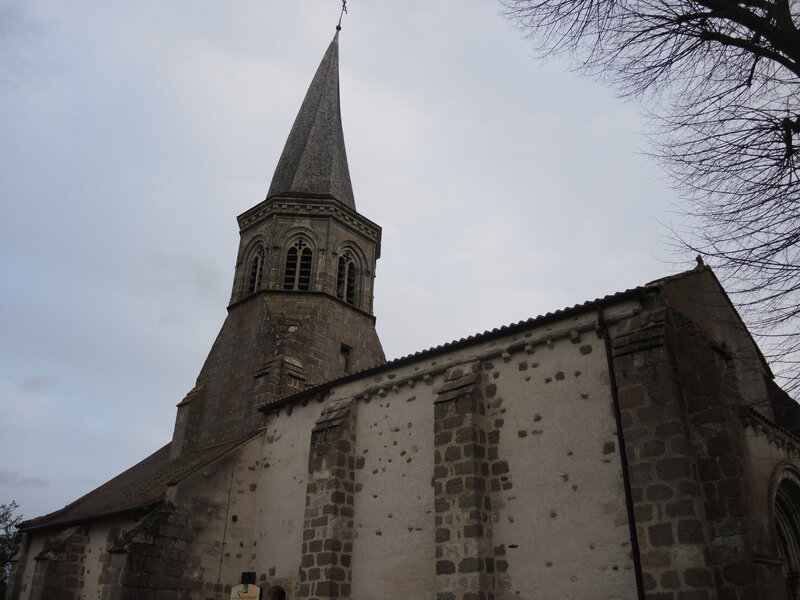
{"left": 20, "top": 430, "right": 261, "bottom": 532}
{"left": 259, "top": 265, "right": 772, "bottom": 415}
{"left": 266, "top": 31, "right": 356, "bottom": 210}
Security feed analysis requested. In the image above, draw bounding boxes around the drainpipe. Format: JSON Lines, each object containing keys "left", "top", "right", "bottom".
{"left": 597, "top": 303, "right": 645, "bottom": 600}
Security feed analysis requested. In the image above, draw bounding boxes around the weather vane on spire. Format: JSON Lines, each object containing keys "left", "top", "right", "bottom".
{"left": 336, "top": 0, "right": 347, "bottom": 31}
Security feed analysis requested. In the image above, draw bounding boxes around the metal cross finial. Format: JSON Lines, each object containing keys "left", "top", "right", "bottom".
{"left": 336, "top": 0, "right": 347, "bottom": 31}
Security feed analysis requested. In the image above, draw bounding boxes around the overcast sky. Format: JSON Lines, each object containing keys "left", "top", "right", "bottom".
{"left": 0, "top": 1, "right": 684, "bottom": 521}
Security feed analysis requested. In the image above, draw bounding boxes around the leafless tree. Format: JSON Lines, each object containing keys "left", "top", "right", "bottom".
{"left": 0, "top": 501, "right": 21, "bottom": 599}
{"left": 501, "top": 0, "right": 800, "bottom": 391}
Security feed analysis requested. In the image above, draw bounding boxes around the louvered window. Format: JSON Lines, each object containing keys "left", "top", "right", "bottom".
{"left": 336, "top": 251, "right": 357, "bottom": 305}
{"left": 283, "top": 239, "right": 312, "bottom": 291}
{"left": 247, "top": 246, "right": 265, "bottom": 294}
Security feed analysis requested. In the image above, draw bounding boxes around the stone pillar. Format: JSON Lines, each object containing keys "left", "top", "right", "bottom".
{"left": 27, "top": 526, "right": 89, "bottom": 600}
{"left": 666, "top": 311, "right": 771, "bottom": 598}
{"left": 98, "top": 503, "right": 203, "bottom": 600}
{"left": 6, "top": 533, "right": 30, "bottom": 600}
{"left": 612, "top": 308, "right": 751, "bottom": 599}
{"left": 170, "top": 385, "right": 206, "bottom": 458}
{"left": 298, "top": 399, "right": 357, "bottom": 600}
{"left": 253, "top": 356, "right": 308, "bottom": 409}
{"left": 433, "top": 361, "right": 494, "bottom": 600}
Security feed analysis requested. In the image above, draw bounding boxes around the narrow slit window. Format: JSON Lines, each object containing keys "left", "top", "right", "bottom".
{"left": 340, "top": 344, "right": 352, "bottom": 373}
{"left": 283, "top": 239, "right": 312, "bottom": 290}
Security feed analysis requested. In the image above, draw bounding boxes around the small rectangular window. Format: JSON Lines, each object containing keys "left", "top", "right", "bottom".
{"left": 340, "top": 344, "right": 352, "bottom": 374}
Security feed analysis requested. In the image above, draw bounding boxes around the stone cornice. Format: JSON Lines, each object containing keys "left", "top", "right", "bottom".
{"left": 260, "top": 303, "right": 643, "bottom": 417}
{"left": 741, "top": 406, "right": 800, "bottom": 457}
{"left": 237, "top": 197, "right": 381, "bottom": 247}
{"left": 226, "top": 289, "right": 378, "bottom": 320}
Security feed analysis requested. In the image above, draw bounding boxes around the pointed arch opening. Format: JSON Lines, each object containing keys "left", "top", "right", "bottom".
{"left": 283, "top": 238, "right": 313, "bottom": 291}
{"left": 336, "top": 249, "right": 359, "bottom": 306}
{"left": 775, "top": 468, "right": 800, "bottom": 599}
{"left": 247, "top": 244, "right": 266, "bottom": 295}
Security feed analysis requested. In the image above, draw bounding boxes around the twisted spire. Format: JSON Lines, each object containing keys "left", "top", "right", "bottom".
{"left": 266, "top": 32, "right": 355, "bottom": 210}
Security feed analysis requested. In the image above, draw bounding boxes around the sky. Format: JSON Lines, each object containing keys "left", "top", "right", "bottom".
{"left": 0, "top": 1, "right": 684, "bottom": 522}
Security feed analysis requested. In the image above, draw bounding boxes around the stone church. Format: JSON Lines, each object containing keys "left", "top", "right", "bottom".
{"left": 9, "top": 29, "right": 800, "bottom": 600}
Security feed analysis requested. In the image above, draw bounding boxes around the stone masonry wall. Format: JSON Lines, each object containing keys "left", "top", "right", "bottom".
{"left": 26, "top": 526, "right": 89, "bottom": 600}
{"left": 666, "top": 311, "right": 786, "bottom": 599}
{"left": 179, "top": 291, "right": 384, "bottom": 454}
{"left": 613, "top": 306, "right": 781, "bottom": 599}
{"left": 739, "top": 408, "right": 800, "bottom": 598}
{"left": 298, "top": 398, "right": 357, "bottom": 600}
{"left": 433, "top": 361, "right": 495, "bottom": 600}
{"left": 233, "top": 200, "right": 381, "bottom": 314}
{"left": 335, "top": 303, "right": 637, "bottom": 599}
{"left": 98, "top": 503, "right": 208, "bottom": 600}
{"left": 7, "top": 533, "right": 31, "bottom": 600}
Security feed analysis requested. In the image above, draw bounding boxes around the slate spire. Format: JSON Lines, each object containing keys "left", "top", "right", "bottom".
{"left": 267, "top": 31, "right": 356, "bottom": 210}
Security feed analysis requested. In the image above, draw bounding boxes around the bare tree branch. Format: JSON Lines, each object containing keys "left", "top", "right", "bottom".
{"left": 501, "top": 0, "right": 800, "bottom": 392}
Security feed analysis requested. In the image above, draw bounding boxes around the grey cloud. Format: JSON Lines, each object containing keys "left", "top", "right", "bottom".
{"left": 0, "top": 2, "right": 48, "bottom": 88}
{"left": 0, "top": 469, "right": 49, "bottom": 489}
{"left": 22, "top": 374, "right": 55, "bottom": 393}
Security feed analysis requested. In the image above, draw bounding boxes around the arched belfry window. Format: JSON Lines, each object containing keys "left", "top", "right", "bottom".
{"left": 775, "top": 470, "right": 800, "bottom": 599}
{"left": 283, "top": 239, "right": 313, "bottom": 291}
{"left": 337, "top": 251, "right": 358, "bottom": 305}
{"left": 247, "top": 245, "right": 265, "bottom": 295}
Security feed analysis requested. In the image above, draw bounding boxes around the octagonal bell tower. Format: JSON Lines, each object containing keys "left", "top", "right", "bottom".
{"left": 171, "top": 31, "right": 385, "bottom": 457}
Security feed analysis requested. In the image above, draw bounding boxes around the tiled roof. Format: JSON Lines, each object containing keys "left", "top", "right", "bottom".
{"left": 266, "top": 31, "right": 355, "bottom": 210}
{"left": 375, "top": 267, "right": 724, "bottom": 365}
{"left": 21, "top": 430, "right": 262, "bottom": 532}
{"left": 260, "top": 265, "right": 757, "bottom": 415}
{"left": 259, "top": 270, "right": 669, "bottom": 414}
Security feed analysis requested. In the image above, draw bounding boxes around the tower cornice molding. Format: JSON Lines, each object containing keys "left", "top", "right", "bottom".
{"left": 226, "top": 288, "right": 378, "bottom": 321}
{"left": 237, "top": 196, "right": 381, "bottom": 251}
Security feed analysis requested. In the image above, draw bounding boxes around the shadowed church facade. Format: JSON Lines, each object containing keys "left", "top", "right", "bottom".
{"left": 9, "top": 30, "right": 800, "bottom": 600}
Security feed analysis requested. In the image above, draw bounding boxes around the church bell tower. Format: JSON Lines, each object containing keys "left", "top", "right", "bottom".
{"left": 171, "top": 31, "right": 385, "bottom": 457}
